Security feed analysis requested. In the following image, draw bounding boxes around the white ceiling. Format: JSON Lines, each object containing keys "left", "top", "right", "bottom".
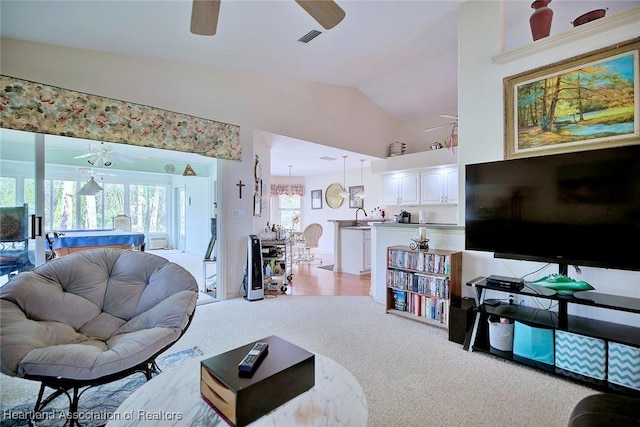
{"left": 1, "top": 1, "right": 635, "bottom": 176}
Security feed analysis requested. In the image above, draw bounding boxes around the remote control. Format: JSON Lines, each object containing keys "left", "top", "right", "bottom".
{"left": 238, "top": 342, "right": 268, "bottom": 376}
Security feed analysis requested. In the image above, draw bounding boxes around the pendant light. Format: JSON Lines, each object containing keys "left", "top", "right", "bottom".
{"left": 287, "top": 165, "right": 293, "bottom": 196}
{"left": 355, "top": 159, "right": 367, "bottom": 199}
{"left": 77, "top": 176, "right": 103, "bottom": 196}
{"left": 339, "top": 155, "right": 350, "bottom": 197}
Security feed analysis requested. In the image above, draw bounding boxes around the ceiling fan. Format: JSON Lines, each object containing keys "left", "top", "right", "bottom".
{"left": 74, "top": 142, "right": 133, "bottom": 167}
{"left": 190, "top": 0, "right": 346, "bottom": 36}
{"left": 424, "top": 114, "right": 458, "bottom": 133}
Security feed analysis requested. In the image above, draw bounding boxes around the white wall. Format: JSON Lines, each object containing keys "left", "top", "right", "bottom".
{"left": 456, "top": 1, "right": 640, "bottom": 323}
{"left": 0, "top": 38, "right": 398, "bottom": 299}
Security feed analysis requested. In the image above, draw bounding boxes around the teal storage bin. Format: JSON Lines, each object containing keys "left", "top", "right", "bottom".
{"left": 513, "top": 322, "right": 554, "bottom": 365}
{"left": 555, "top": 330, "right": 606, "bottom": 379}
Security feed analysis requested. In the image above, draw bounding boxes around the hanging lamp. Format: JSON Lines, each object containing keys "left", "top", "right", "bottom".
{"left": 355, "top": 159, "right": 367, "bottom": 199}
{"left": 77, "top": 176, "right": 103, "bottom": 196}
{"left": 287, "top": 165, "right": 293, "bottom": 196}
{"left": 339, "top": 155, "right": 350, "bottom": 197}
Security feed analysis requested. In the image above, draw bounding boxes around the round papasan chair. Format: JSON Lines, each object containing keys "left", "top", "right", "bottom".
{"left": 1, "top": 249, "right": 199, "bottom": 424}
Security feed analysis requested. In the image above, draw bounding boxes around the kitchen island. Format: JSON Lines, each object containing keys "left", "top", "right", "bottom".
{"left": 328, "top": 219, "right": 383, "bottom": 274}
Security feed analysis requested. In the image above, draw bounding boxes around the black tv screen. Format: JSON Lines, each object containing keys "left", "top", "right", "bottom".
{"left": 465, "top": 145, "right": 640, "bottom": 271}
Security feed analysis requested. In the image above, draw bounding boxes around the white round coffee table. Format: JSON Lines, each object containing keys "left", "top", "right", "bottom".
{"left": 106, "top": 352, "right": 367, "bottom": 426}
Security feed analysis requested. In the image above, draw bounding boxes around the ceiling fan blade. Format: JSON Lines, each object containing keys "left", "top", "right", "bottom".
{"left": 110, "top": 152, "right": 135, "bottom": 163}
{"left": 191, "top": 0, "right": 220, "bottom": 36}
{"left": 295, "top": 0, "right": 346, "bottom": 30}
{"left": 424, "top": 123, "right": 456, "bottom": 132}
{"left": 438, "top": 114, "right": 458, "bottom": 119}
{"left": 74, "top": 153, "right": 95, "bottom": 159}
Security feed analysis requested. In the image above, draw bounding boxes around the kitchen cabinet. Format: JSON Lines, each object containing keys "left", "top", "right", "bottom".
{"left": 380, "top": 172, "right": 420, "bottom": 206}
{"left": 420, "top": 167, "right": 458, "bottom": 205}
{"left": 339, "top": 228, "right": 371, "bottom": 275}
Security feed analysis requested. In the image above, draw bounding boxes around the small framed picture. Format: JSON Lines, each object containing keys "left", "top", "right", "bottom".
{"left": 349, "top": 186, "right": 364, "bottom": 209}
{"left": 311, "top": 189, "right": 322, "bottom": 209}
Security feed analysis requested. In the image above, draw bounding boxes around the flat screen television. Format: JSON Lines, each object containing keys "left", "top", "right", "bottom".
{"left": 465, "top": 145, "right": 640, "bottom": 272}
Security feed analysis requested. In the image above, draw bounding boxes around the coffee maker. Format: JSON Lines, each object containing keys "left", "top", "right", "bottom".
{"left": 399, "top": 210, "right": 411, "bottom": 223}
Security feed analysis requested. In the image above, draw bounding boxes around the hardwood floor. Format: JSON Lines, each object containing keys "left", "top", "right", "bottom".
{"left": 275, "top": 251, "right": 371, "bottom": 297}
{"left": 149, "top": 249, "right": 370, "bottom": 298}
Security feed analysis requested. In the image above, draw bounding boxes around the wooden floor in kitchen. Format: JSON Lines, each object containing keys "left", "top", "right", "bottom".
{"left": 149, "top": 249, "right": 370, "bottom": 297}
{"left": 275, "top": 252, "right": 371, "bottom": 297}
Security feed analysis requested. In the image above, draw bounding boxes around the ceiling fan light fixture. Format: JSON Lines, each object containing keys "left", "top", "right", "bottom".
{"left": 77, "top": 177, "right": 104, "bottom": 196}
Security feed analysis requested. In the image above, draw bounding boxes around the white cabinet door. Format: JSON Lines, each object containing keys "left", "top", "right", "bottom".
{"left": 420, "top": 170, "right": 444, "bottom": 204}
{"left": 420, "top": 167, "right": 458, "bottom": 205}
{"left": 340, "top": 229, "right": 370, "bottom": 275}
{"left": 443, "top": 168, "right": 458, "bottom": 204}
{"left": 398, "top": 172, "right": 420, "bottom": 205}
{"left": 380, "top": 175, "right": 400, "bottom": 205}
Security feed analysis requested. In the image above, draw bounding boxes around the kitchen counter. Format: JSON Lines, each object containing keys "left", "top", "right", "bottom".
{"left": 373, "top": 222, "right": 463, "bottom": 231}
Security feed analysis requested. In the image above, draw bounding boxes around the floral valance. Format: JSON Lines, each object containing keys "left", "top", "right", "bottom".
{"left": 270, "top": 183, "right": 304, "bottom": 197}
{"left": 0, "top": 75, "right": 241, "bottom": 160}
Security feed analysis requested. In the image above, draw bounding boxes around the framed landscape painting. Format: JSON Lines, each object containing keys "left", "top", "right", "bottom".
{"left": 504, "top": 38, "right": 639, "bottom": 159}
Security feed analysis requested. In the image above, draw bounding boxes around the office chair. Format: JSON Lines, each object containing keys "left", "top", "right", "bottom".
{"left": 0, "top": 203, "right": 33, "bottom": 278}
{"left": 295, "top": 223, "right": 323, "bottom": 263}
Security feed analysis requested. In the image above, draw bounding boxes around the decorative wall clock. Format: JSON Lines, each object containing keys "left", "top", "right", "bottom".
{"left": 325, "top": 183, "right": 344, "bottom": 209}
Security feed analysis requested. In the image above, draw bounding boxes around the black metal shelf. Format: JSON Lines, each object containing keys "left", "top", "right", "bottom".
{"left": 466, "top": 277, "right": 640, "bottom": 396}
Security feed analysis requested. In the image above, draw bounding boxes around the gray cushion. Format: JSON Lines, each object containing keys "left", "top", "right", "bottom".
{"left": 1, "top": 249, "right": 198, "bottom": 380}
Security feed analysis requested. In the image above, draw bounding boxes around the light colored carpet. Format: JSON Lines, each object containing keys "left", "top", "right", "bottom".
{"left": 1, "top": 296, "right": 595, "bottom": 426}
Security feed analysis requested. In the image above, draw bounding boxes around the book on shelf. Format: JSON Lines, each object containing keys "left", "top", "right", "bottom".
{"left": 386, "top": 270, "right": 450, "bottom": 300}
{"left": 387, "top": 247, "right": 451, "bottom": 274}
{"left": 392, "top": 289, "right": 407, "bottom": 311}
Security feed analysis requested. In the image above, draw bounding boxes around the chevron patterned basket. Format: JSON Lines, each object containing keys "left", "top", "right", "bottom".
{"left": 555, "top": 330, "right": 606, "bottom": 380}
{"left": 608, "top": 341, "right": 640, "bottom": 391}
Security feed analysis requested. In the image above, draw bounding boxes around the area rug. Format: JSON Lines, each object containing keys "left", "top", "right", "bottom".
{"left": 317, "top": 264, "right": 334, "bottom": 270}
{"left": 1, "top": 346, "right": 203, "bottom": 427}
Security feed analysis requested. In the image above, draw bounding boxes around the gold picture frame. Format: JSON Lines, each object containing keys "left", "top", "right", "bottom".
{"left": 504, "top": 37, "right": 639, "bottom": 159}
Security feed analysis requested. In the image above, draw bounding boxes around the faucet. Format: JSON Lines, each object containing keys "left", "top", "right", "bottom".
{"left": 354, "top": 208, "right": 367, "bottom": 226}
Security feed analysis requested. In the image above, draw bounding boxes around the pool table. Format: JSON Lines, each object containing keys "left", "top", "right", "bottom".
{"left": 46, "top": 229, "right": 145, "bottom": 258}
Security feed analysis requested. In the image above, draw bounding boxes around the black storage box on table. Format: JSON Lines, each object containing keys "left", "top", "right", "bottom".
{"left": 200, "top": 335, "right": 315, "bottom": 426}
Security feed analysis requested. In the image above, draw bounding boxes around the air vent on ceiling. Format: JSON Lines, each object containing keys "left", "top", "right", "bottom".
{"left": 298, "top": 30, "right": 322, "bottom": 43}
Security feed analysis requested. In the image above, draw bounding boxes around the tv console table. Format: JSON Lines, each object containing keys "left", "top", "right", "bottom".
{"left": 464, "top": 277, "right": 640, "bottom": 395}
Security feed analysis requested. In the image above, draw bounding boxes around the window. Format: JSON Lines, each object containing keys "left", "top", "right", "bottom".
{"left": 278, "top": 194, "right": 301, "bottom": 231}
{"left": 129, "top": 184, "right": 167, "bottom": 233}
{"left": 0, "top": 177, "right": 17, "bottom": 207}
{"left": 39, "top": 179, "right": 167, "bottom": 232}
